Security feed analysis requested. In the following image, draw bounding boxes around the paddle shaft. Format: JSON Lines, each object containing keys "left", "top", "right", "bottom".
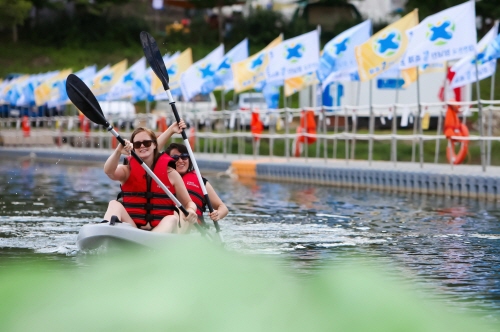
{"left": 165, "top": 90, "right": 222, "bottom": 234}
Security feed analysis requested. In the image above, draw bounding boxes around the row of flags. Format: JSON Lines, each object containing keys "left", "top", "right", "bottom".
{"left": 1, "top": 1, "right": 500, "bottom": 110}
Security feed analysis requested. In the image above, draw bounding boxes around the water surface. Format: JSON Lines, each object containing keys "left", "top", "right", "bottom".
{"left": 0, "top": 158, "right": 499, "bottom": 318}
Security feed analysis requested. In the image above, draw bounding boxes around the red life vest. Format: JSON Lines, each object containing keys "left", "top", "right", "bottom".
{"left": 182, "top": 171, "right": 207, "bottom": 217}
{"left": 121, "top": 153, "right": 177, "bottom": 228}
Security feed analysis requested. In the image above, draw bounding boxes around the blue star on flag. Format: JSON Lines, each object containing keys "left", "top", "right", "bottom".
{"left": 472, "top": 52, "right": 485, "bottom": 65}
{"left": 429, "top": 21, "right": 452, "bottom": 42}
{"left": 250, "top": 55, "right": 264, "bottom": 69}
{"left": 286, "top": 44, "right": 303, "bottom": 60}
{"left": 377, "top": 33, "right": 399, "bottom": 53}
{"left": 168, "top": 66, "right": 177, "bottom": 76}
{"left": 199, "top": 64, "right": 214, "bottom": 78}
{"left": 218, "top": 58, "right": 231, "bottom": 70}
{"left": 100, "top": 74, "right": 112, "bottom": 83}
{"left": 335, "top": 38, "right": 349, "bottom": 55}
{"left": 123, "top": 72, "right": 134, "bottom": 83}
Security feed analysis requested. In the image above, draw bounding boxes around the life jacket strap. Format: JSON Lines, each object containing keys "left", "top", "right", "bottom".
{"left": 120, "top": 191, "right": 173, "bottom": 199}
{"left": 122, "top": 202, "right": 176, "bottom": 211}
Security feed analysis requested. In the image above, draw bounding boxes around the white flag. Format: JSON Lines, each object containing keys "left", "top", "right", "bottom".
{"left": 76, "top": 65, "right": 98, "bottom": 86}
{"left": 152, "top": 0, "right": 163, "bottom": 10}
{"left": 321, "top": 69, "right": 359, "bottom": 91}
{"left": 49, "top": 65, "right": 97, "bottom": 108}
{"left": 107, "top": 58, "right": 146, "bottom": 101}
{"left": 450, "top": 22, "right": 499, "bottom": 89}
{"left": 318, "top": 20, "right": 371, "bottom": 81}
{"left": 180, "top": 44, "right": 224, "bottom": 101}
{"left": 266, "top": 30, "right": 320, "bottom": 82}
{"left": 211, "top": 38, "right": 248, "bottom": 91}
{"left": 400, "top": 1, "right": 476, "bottom": 69}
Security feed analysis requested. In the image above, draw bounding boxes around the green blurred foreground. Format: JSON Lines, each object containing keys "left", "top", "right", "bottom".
{"left": 0, "top": 239, "right": 495, "bottom": 331}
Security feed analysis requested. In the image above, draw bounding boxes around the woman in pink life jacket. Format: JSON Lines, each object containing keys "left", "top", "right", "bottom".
{"left": 157, "top": 121, "right": 229, "bottom": 226}
{"left": 102, "top": 127, "right": 197, "bottom": 233}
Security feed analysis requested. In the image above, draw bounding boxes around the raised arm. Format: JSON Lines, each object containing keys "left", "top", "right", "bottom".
{"left": 104, "top": 140, "right": 131, "bottom": 183}
{"left": 167, "top": 168, "right": 197, "bottom": 223}
{"left": 206, "top": 182, "right": 229, "bottom": 222}
{"left": 157, "top": 119, "right": 187, "bottom": 149}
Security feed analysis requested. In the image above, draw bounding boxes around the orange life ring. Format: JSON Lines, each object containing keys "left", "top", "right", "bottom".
{"left": 444, "top": 105, "right": 469, "bottom": 165}
{"left": 250, "top": 111, "right": 263, "bottom": 142}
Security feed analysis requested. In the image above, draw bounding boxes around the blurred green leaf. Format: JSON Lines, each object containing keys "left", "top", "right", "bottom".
{"left": 0, "top": 239, "right": 494, "bottom": 331}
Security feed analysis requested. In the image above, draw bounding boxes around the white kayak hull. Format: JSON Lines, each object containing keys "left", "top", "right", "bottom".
{"left": 77, "top": 223, "right": 177, "bottom": 250}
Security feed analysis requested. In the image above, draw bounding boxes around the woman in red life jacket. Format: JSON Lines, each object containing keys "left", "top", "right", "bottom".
{"left": 102, "top": 127, "right": 197, "bottom": 233}
{"left": 157, "top": 121, "right": 228, "bottom": 225}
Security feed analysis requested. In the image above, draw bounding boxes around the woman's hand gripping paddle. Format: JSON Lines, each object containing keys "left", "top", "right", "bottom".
{"left": 65, "top": 74, "right": 209, "bottom": 237}
{"left": 140, "top": 31, "right": 223, "bottom": 242}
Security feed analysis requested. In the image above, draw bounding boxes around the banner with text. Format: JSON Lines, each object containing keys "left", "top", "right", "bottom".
{"left": 232, "top": 35, "right": 283, "bottom": 93}
{"left": 266, "top": 30, "right": 320, "bottom": 83}
{"left": 181, "top": 44, "right": 224, "bottom": 101}
{"left": 400, "top": 2, "right": 476, "bottom": 69}
{"left": 355, "top": 10, "right": 418, "bottom": 82}
{"left": 450, "top": 22, "right": 499, "bottom": 89}
{"left": 318, "top": 20, "right": 371, "bottom": 82}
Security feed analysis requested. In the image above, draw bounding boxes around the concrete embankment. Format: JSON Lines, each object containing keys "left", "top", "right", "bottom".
{"left": 1, "top": 147, "right": 499, "bottom": 201}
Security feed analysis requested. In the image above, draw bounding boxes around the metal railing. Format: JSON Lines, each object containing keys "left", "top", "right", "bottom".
{"left": 1, "top": 100, "right": 499, "bottom": 171}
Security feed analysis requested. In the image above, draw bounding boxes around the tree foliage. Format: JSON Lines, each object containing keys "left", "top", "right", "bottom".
{"left": 187, "top": 0, "right": 242, "bottom": 43}
{"left": 71, "top": 0, "right": 131, "bottom": 15}
{"left": 30, "top": 0, "right": 63, "bottom": 10}
{"left": 187, "top": 0, "right": 240, "bottom": 8}
{"left": 0, "top": 0, "right": 32, "bottom": 28}
{"left": 404, "top": 0, "right": 462, "bottom": 21}
{"left": 14, "top": 0, "right": 147, "bottom": 47}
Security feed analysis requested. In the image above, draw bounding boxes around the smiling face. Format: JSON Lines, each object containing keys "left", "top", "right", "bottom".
{"left": 132, "top": 131, "right": 157, "bottom": 160}
{"left": 169, "top": 148, "right": 190, "bottom": 175}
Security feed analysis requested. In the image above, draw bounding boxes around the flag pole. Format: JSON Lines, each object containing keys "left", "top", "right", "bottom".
{"left": 436, "top": 61, "right": 448, "bottom": 164}
{"left": 368, "top": 77, "right": 374, "bottom": 165}
{"left": 284, "top": 86, "right": 290, "bottom": 160}
{"left": 222, "top": 87, "right": 227, "bottom": 157}
{"left": 322, "top": 83, "right": 328, "bottom": 164}
{"left": 315, "top": 25, "right": 322, "bottom": 160}
{"left": 351, "top": 80, "right": 360, "bottom": 160}
{"left": 393, "top": 70, "right": 400, "bottom": 166}
{"left": 417, "top": 66, "right": 424, "bottom": 168}
{"left": 487, "top": 20, "right": 499, "bottom": 166}
{"left": 474, "top": 51, "right": 486, "bottom": 172}
{"left": 411, "top": 87, "right": 417, "bottom": 163}
{"left": 487, "top": 69, "right": 495, "bottom": 166}
{"left": 221, "top": 87, "right": 225, "bottom": 111}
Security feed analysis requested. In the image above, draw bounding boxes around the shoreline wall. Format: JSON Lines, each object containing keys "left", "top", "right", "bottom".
{"left": 1, "top": 147, "right": 499, "bottom": 201}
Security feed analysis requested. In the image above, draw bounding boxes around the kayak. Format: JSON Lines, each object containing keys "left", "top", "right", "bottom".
{"left": 77, "top": 222, "right": 177, "bottom": 250}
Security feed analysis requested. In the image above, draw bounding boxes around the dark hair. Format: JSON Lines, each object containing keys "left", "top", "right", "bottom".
{"left": 165, "top": 143, "right": 194, "bottom": 173}
{"left": 130, "top": 127, "right": 159, "bottom": 162}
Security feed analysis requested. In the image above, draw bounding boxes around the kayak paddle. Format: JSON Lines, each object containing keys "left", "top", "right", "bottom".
{"left": 140, "top": 31, "right": 223, "bottom": 241}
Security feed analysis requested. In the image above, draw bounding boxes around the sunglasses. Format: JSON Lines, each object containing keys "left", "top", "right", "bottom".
{"left": 132, "top": 140, "right": 155, "bottom": 149}
{"left": 171, "top": 153, "right": 190, "bottom": 161}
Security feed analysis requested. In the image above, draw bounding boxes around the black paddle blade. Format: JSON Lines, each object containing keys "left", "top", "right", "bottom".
{"left": 140, "top": 31, "right": 170, "bottom": 91}
{"left": 66, "top": 74, "right": 108, "bottom": 127}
